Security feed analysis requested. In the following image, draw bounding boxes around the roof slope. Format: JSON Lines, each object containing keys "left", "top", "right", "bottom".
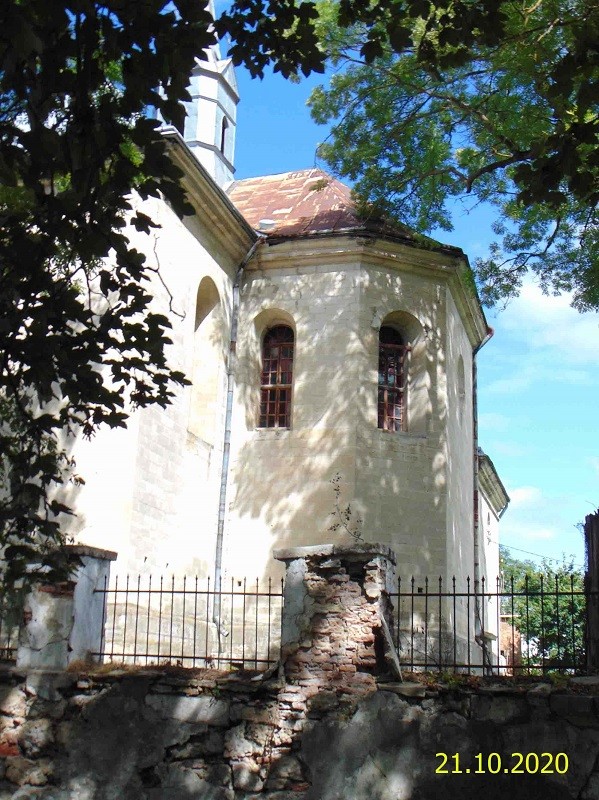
{"left": 226, "top": 166, "right": 489, "bottom": 347}
{"left": 227, "top": 168, "right": 430, "bottom": 245}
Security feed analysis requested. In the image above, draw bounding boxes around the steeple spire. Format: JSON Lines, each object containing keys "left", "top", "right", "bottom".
{"left": 181, "top": 16, "right": 238, "bottom": 189}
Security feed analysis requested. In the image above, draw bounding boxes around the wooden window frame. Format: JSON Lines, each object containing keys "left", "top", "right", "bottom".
{"left": 378, "top": 326, "right": 410, "bottom": 432}
{"left": 259, "top": 325, "right": 294, "bottom": 429}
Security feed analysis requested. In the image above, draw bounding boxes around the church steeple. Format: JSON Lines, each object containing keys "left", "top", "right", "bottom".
{"left": 181, "top": 28, "right": 239, "bottom": 189}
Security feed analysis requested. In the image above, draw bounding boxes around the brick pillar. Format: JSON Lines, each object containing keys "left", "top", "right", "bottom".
{"left": 274, "top": 544, "right": 401, "bottom": 696}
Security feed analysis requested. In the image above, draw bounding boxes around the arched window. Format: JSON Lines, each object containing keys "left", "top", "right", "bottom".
{"left": 378, "top": 325, "right": 409, "bottom": 431}
{"left": 259, "top": 325, "right": 294, "bottom": 428}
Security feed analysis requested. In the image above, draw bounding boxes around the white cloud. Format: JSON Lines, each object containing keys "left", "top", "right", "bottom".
{"left": 508, "top": 486, "right": 543, "bottom": 508}
{"left": 495, "top": 281, "right": 599, "bottom": 366}
{"left": 482, "top": 284, "right": 598, "bottom": 396}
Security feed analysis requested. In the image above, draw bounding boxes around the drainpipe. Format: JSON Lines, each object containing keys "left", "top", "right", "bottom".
{"left": 213, "top": 234, "right": 266, "bottom": 633}
{"left": 472, "top": 326, "right": 493, "bottom": 664}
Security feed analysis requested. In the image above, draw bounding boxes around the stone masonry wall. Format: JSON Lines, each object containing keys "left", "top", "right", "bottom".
{"left": 1, "top": 668, "right": 599, "bottom": 800}
{"left": 2, "top": 543, "right": 598, "bottom": 799}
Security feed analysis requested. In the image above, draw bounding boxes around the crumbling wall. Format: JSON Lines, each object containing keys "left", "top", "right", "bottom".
{"left": 274, "top": 544, "right": 401, "bottom": 695}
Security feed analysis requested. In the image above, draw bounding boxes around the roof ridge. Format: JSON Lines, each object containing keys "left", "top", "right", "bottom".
{"left": 229, "top": 166, "right": 334, "bottom": 188}
{"left": 318, "top": 173, "right": 353, "bottom": 208}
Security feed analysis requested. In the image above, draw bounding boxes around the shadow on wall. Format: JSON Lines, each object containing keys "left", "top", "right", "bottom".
{"left": 227, "top": 262, "right": 451, "bottom": 584}
{"left": 16, "top": 676, "right": 580, "bottom": 800}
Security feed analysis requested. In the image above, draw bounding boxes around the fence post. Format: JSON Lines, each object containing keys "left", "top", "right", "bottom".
{"left": 584, "top": 511, "right": 599, "bottom": 671}
{"left": 66, "top": 545, "right": 117, "bottom": 664}
{"left": 16, "top": 582, "right": 76, "bottom": 671}
{"left": 16, "top": 544, "right": 117, "bottom": 671}
{"left": 273, "top": 543, "right": 401, "bottom": 695}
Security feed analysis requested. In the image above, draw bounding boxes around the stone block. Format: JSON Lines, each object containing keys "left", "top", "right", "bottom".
{"left": 24, "top": 672, "right": 76, "bottom": 703}
{"left": 243, "top": 722, "right": 274, "bottom": 749}
{"left": 582, "top": 772, "right": 599, "bottom": 800}
{"left": 265, "top": 754, "right": 304, "bottom": 789}
{"left": 17, "top": 587, "right": 74, "bottom": 671}
{"left": 54, "top": 721, "right": 74, "bottom": 748}
{"left": 571, "top": 676, "right": 599, "bottom": 687}
{"left": 67, "top": 547, "right": 117, "bottom": 664}
{"left": 224, "top": 724, "right": 259, "bottom": 759}
{"left": 5, "top": 756, "right": 54, "bottom": 787}
{"left": 28, "top": 698, "right": 67, "bottom": 721}
{"left": 550, "top": 693, "right": 598, "bottom": 727}
{"left": 232, "top": 761, "right": 265, "bottom": 792}
{"left": 240, "top": 704, "right": 280, "bottom": 724}
{"left": 0, "top": 736, "right": 20, "bottom": 758}
{"left": 147, "top": 764, "right": 234, "bottom": 800}
{"left": 7, "top": 789, "right": 64, "bottom": 800}
{"left": 0, "top": 687, "right": 27, "bottom": 718}
{"left": 145, "top": 693, "right": 229, "bottom": 726}
{"left": 18, "top": 719, "right": 54, "bottom": 757}
{"left": 205, "top": 763, "right": 232, "bottom": 787}
{"left": 419, "top": 710, "right": 470, "bottom": 755}
{"left": 259, "top": 793, "right": 308, "bottom": 800}
{"left": 470, "top": 694, "right": 530, "bottom": 724}
{"left": 377, "top": 683, "right": 426, "bottom": 698}
{"left": 301, "top": 692, "right": 420, "bottom": 800}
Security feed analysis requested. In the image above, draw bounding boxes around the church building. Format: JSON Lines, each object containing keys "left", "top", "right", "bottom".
{"left": 59, "top": 41, "right": 509, "bottom": 608}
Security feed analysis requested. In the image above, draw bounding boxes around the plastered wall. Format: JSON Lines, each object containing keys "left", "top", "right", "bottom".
{"left": 225, "top": 238, "right": 477, "bottom": 585}
{"left": 59, "top": 193, "right": 239, "bottom": 577}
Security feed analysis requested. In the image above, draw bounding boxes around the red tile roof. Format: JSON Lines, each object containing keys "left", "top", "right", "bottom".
{"left": 227, "top": 168, "right": 419, "bottom": 242}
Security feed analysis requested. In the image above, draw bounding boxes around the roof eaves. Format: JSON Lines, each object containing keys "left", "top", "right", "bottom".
{"left": 161, "top": 126, "right": 256, "bottom": 257}
{"left": 478, "top": 450, "right": 510, "bottom": 516}
{"left": 262, "top": 224, "right": 464, "bottom": 255}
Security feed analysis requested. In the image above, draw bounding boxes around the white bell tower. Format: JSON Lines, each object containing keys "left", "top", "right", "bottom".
{"left": 181, "top": 24, "right": 239, "bottom": 189}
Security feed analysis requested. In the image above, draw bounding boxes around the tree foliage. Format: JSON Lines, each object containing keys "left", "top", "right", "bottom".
{"left": 0, "top": 0, "right": 223, "bottom": 583}
{"left": 306, "top": 0, "right": 599, "bottom": 310}
{"left": 1, "top": 0, "right": 596, "bottom": 585}
{"left": 0, "top": 0, "right": 348, "bottom": 586}
{"left": 500, "top": 547, "right": 586, "bottom": 670}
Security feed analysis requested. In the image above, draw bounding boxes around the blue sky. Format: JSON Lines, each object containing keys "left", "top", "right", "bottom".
{"left": 232, "top": 67, "right": 598, "bottom": 570}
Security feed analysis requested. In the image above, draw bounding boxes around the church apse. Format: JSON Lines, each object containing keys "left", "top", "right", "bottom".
{"left": 221, "top": 217, "right": 481, "bottom": 589}
{"left": 52, "top": 148, "right": 501, "bottom": 647}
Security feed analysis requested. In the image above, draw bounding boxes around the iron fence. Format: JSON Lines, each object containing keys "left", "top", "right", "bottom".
{"left": 391, "top": 574, "right": 592, "bottom": 675}
{"left": 0, "top": 627, "right": 18, "bottom": 662}
{"left": 95, "top": 575, "right": 284, "bottom": 670}
{"left": 0, "top": 592, "right": 21, "bottom": 663}
{"left": 2, "top": 570, "right": 595, "bottom": 676}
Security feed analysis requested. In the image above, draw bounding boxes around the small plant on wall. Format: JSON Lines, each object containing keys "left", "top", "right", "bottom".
{"left": 328, "top": 473, "right": 364, "bottom": 543}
